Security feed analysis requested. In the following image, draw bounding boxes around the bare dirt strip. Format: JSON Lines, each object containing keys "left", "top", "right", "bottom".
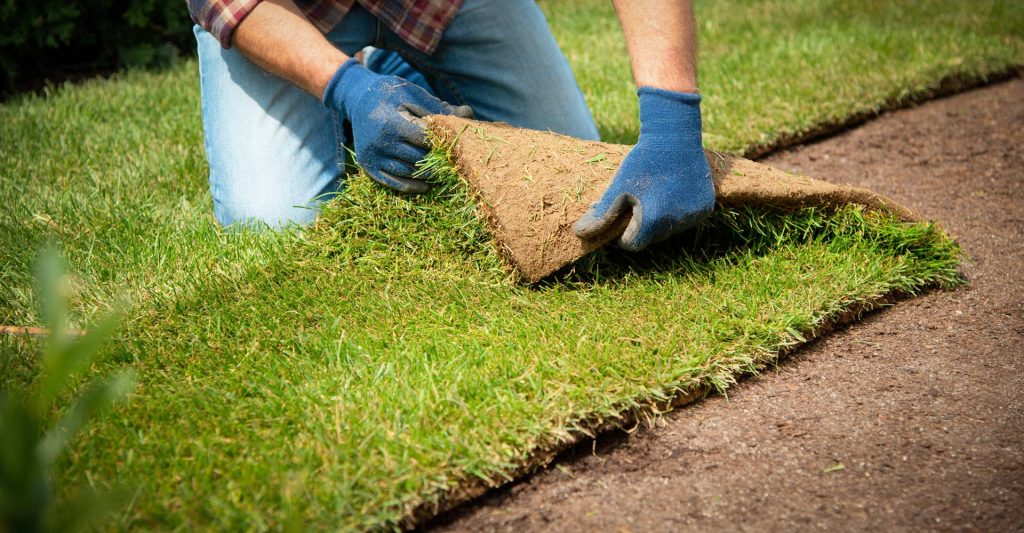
{"left": 429, "top": 78, "right": 1024, "bottom": 531}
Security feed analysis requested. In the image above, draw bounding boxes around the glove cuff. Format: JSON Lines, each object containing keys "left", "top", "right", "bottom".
{"left": 636, "top": 86, "right": 703, "bottom": 144}
{"left": 322, "top": 57, "right": 379, "bottom": 117}
{"left": 637, "top": 85, "right": 701, "bottom": 102}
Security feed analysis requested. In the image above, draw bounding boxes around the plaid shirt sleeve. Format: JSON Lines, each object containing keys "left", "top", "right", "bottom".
{"left": 187, "top": 0, "right": 462, "bottom": 54}
{"left": 187, "top": 0, "right": 265, "bottom": 48}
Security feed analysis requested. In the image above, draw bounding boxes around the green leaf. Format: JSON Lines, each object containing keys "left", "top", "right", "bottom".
{"left": 35, "top": 245, "right": 67, "bottom": 353}
{"left": 823, "top": 463, "right": 845, "bottom": 473}
{"left": 36, "top": 308, "right": 123, "bottom": 409}
{"left": 785, "top": 326, "right": 807, "bottom": 343}
{"left": 37, "top": 372, "right": 135, "bottom": 469}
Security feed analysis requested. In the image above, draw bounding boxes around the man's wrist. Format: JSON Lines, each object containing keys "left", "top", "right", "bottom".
{"left": 635, "top": 77, "right": 698, "bottom": 94}
{"left": 634, "top": 78, "right": 698, "bottom": 94}
{"left": 629, "top": 46, "right": 698, "bottom": 93}
{"left": 310, "top": 53, "right": 349, "bottom": 98}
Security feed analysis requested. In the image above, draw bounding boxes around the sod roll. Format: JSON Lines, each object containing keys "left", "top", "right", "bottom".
{"left": 427, "top": 116, "right": 918, "bottom": 283}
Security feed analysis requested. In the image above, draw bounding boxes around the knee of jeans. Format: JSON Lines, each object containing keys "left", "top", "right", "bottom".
{"left": 211, "top": 171, "right": 331, "bottom": 229}
{"left": 208, "top": 151, "right": 342, "bottom": 229}
{"left": 214, "top": 195, "right": 320, "bottom": 230}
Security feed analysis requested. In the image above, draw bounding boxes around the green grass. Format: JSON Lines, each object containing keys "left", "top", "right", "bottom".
{"left": 0, "top": 0, "right": 1019, "bottom": 529}
{"left": 553, "top": 0, "right": 1024, "bottom": 148}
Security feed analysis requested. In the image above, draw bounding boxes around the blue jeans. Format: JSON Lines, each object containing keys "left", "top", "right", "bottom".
{"left": 195, "top": 0, "right": 599, "bottom": 227}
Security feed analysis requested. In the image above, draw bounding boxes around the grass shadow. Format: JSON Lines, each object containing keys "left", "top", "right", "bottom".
{"left": 542, "top": 204, "right": 960, "bottom": 290}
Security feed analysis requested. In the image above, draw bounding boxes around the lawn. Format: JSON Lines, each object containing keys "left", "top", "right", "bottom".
{"left": 0, "top": 0, "right": 1021, "bottom": 529}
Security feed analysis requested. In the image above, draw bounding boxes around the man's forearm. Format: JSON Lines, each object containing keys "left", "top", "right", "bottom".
{"left": 612, "top": 0, "right": 698, "bottom": 93}
{"left": 232, "top": 0, "right": 347, "bottom": 97}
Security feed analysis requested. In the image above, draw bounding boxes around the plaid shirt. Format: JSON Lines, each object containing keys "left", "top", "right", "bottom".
{"left": 188, "top": 0, "right": 463, "bottom": 54}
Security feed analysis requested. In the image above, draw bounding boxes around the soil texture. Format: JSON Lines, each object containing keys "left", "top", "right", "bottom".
{"left": 429, "top": 78, "right": 1024, "bottom": 532}
{"left": 427, "top": 116, "right": 914, "bottom": 283}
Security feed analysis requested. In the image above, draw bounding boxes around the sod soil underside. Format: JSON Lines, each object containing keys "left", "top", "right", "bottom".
{"left": 432, "top": 78, "right": 1024, "bottom": 532}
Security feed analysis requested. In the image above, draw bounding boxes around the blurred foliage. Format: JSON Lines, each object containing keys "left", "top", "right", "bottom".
{"left": 0, "top": 0, "right": 193, "bottom": 95}
{"left": 0, "top": 247, "right": 134, "bottom": 532}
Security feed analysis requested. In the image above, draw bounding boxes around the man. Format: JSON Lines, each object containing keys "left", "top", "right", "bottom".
{"left": 188, "top": 0, "right": 714, "bottom": 252}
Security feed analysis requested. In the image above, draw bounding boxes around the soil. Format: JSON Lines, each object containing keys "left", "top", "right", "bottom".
{"left": 427, "top": 78, "right": 1024, "bottom": 531}
{"left": 427, "top": 117, "right": 914, "bottom": 284}
{"left": 427, "top": 117, "right": 630, "bottom": 282}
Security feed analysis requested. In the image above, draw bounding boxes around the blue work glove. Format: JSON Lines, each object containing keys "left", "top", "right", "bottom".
{"left": 574, "top": 87, "right": 715, "bottom": 251}
{"left": 322, "top": 58, "right": 472, "bottom": 193}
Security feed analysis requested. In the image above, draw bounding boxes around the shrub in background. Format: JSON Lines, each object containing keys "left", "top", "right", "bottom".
{"left": 0, "top": 0, "right": 194, "bottom": 95}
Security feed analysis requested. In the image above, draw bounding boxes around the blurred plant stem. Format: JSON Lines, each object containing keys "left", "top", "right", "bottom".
{"left": 0, "top": 246, "right": 134, "bottom": 532}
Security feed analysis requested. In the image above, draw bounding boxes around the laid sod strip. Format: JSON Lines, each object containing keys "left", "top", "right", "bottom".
{"left": 17, "top": 166, "right": 957, "bottom": 530}
{"left": 0, "top": 0, "right": 1015, "bottom": 529}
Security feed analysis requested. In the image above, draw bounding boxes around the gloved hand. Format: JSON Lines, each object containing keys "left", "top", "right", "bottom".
{"left": 322, "top": 58, "right": 472, "bottom": 193}
{"left": 574, "top": 87, "right": 715, "bottom": 251}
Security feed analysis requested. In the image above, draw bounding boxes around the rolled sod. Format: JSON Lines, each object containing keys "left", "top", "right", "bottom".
{"left": 427, "top": 115, "right": 917, "bottom": 283}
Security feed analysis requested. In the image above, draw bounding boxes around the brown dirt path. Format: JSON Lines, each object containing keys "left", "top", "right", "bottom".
{"left": 429, "top": 78, "right": 1024, "bottom": 531}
